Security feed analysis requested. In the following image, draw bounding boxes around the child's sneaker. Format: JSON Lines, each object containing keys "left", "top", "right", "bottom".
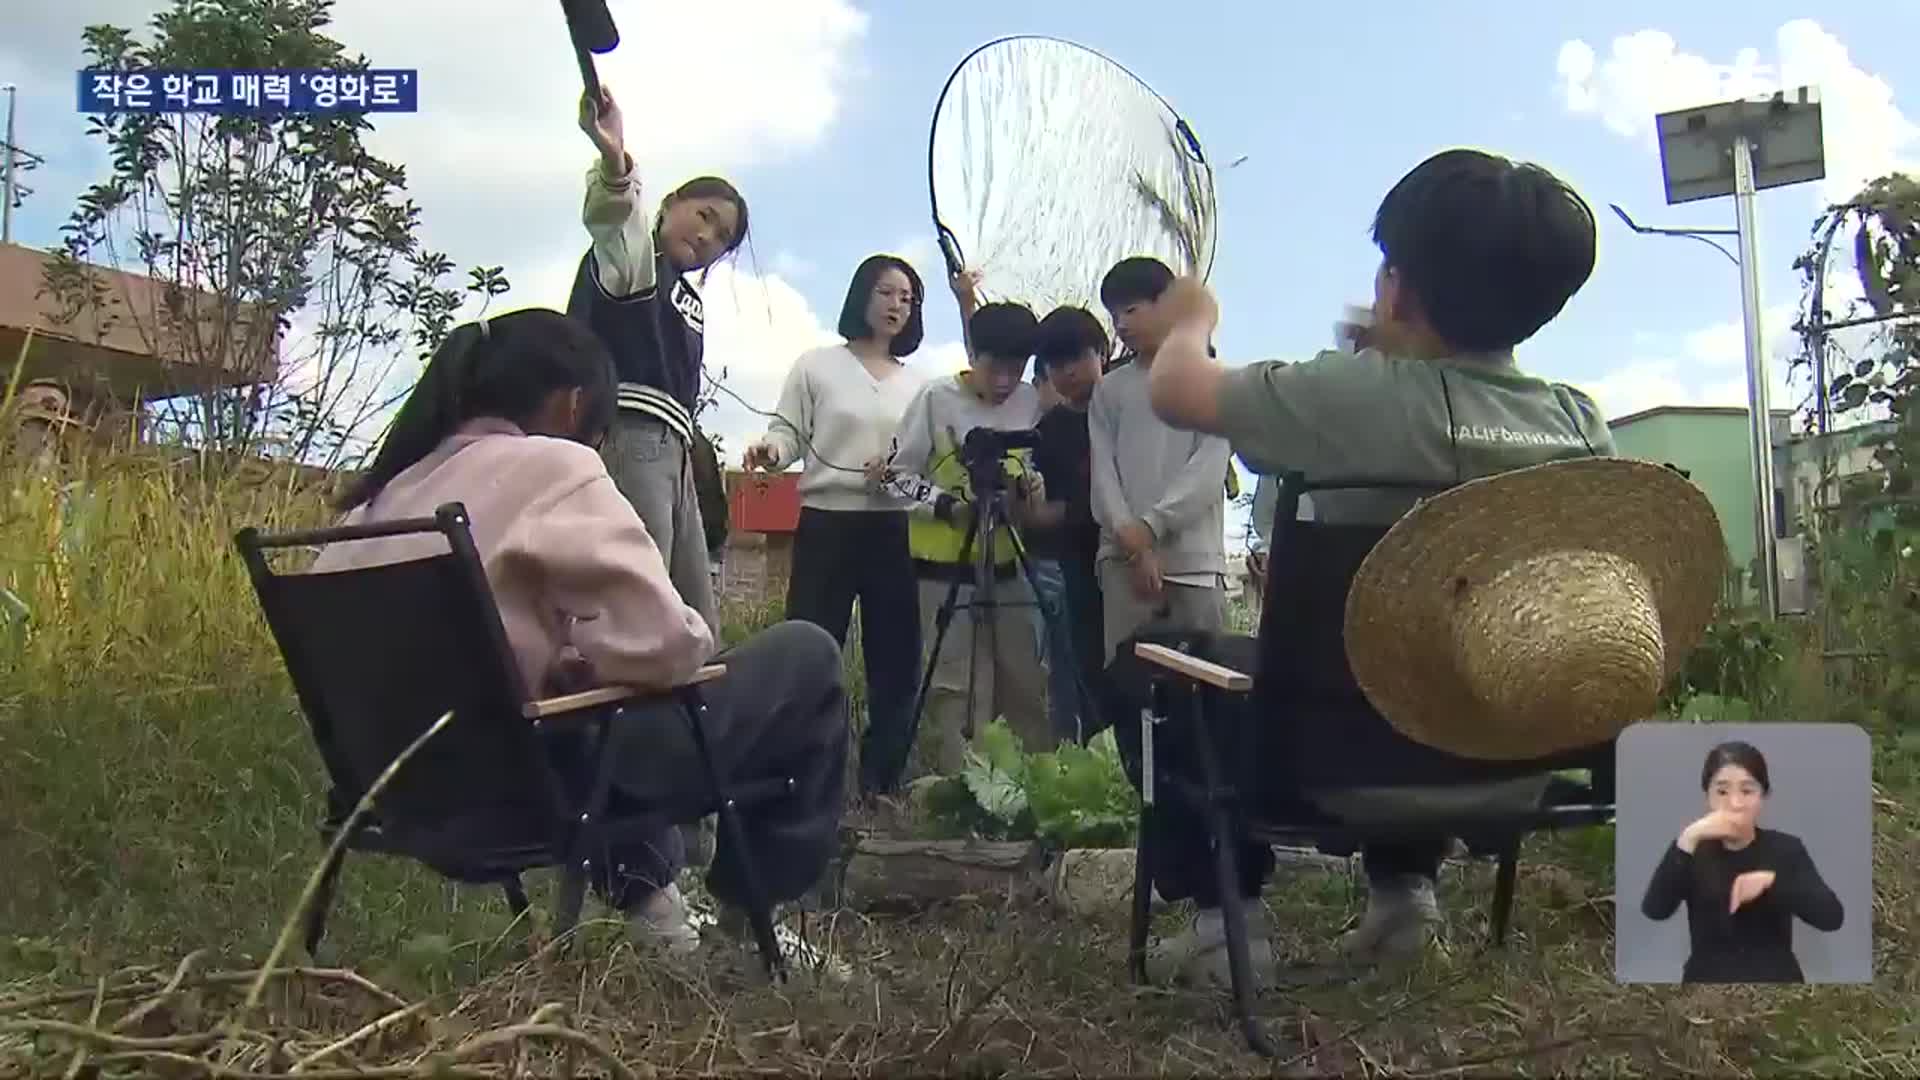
{"left": 680, "top": 817, "right": 716, "bottom": 869}
{"left": 1144, "top": 903, "right": 1279, "bottom": 990}
{"left": 627, "top": 883, "right": 702, "bottom": 956}
{"left": 710, "top": 902, "right": 851, "bottom": 983}
{"left": 1337, "top": 874, "right": 1440, "bottom": 962}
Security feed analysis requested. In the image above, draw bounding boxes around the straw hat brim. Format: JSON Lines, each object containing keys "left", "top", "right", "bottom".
{"left": 1343, "top": 457, "right": 1725, "bottom": 761}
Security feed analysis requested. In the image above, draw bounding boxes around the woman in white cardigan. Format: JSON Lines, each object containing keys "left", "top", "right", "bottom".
{"left": 744, "top": 255, "right": 931, "bottom": 796}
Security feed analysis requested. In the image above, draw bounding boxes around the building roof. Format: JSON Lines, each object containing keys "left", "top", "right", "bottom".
{"left": 0, "top": 242, "right": 280, "bottom": 406}
{"left": 1607, "top": 404, "right": 1795, "bottom": 429}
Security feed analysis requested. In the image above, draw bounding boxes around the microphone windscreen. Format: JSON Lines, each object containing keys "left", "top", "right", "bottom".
{"left": 561, "top": 0, "right": 619, "bottom": 54}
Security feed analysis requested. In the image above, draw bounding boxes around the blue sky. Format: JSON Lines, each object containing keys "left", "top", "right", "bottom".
{"left": 3, "top": 3, "right": 1915, "bottom": 544}
{"left": 765, "top": 3, "right": 1916, "bottom": 418}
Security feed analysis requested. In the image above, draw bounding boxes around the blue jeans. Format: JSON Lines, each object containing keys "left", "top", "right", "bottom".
{"left": 1028, "top": 558, "right": 1083, "bottom": 744}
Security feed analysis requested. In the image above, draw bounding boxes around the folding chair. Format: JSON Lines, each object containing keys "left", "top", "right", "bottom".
{"left": 235, "top": 502, "right": 792, "bottom": 977}
{"left": 1123, "top": 474, "right": 1617, "bottom": 1055}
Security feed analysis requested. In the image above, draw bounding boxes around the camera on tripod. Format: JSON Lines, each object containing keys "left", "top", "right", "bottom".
{"left": 959, "top": 426, "right": 1042, "bottom": 499}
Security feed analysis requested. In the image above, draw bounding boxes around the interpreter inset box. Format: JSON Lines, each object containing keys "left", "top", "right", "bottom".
{"left": 1614, "top": 722, "right": 1873, "bottom": 985}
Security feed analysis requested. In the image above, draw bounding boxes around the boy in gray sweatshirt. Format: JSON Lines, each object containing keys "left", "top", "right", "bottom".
{"left": 1089, "top": 257, "right": 1232, "bottom": 666}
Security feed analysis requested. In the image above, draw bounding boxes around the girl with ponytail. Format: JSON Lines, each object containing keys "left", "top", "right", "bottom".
{"left": 314, "top": 307, "right": 851, "bottom": 960}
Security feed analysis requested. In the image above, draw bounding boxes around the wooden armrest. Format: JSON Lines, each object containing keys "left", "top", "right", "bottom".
{"left": 523, "top": 663, "right": 728, "bottom": 719}
{"left": 1133, "top": 642, "right": 1251, "bottom": 692}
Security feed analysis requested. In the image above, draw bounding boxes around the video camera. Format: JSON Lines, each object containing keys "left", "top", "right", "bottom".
{"left": 960, "top": 426, "right": 1042, "bottom": 498}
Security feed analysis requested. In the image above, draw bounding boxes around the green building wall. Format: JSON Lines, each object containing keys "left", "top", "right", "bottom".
{"left": 1607, "top": 406, "right": 1792, "bottom": 598}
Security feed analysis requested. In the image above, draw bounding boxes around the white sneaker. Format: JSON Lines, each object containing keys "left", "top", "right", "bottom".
{"left": 709, "top": 902, "right": 851, "bottom": 983}
{"left": 680, "top": 817, "right": 716, "bottom": 870}
{"left": 1144, "top": 904, "right": 1279, "bottom": 990}
{"left": 628, "top": 883, "right": 702, "bottom": 956}
{"left": 1338, "top": 874, "right": 1440, "bottom": 962}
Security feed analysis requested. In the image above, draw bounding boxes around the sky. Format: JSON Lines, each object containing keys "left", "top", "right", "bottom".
{"left": 3, "top": 3, "right": 1916, "bottom": 547}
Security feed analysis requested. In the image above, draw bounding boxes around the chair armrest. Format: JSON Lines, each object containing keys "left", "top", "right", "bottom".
{"left": 1133, "top": 642, "right": 1251, "bottom": 692}
{"left": 523, "top": 663, "right": 728, "bottom": 720}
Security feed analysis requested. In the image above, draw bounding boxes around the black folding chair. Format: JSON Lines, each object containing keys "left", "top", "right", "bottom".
{"left": 1123, "top": 474, "right": 1617, "bottom": 1055}
{"left": 235, "top": 502, "right": 792, "bottom": 977}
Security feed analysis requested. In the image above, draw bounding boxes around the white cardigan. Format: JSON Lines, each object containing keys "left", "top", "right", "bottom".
{"left": 758, "top": 344, "right": 929, "bottom": 512}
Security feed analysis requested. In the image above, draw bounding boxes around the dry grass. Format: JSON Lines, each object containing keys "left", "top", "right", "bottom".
{"left": 6, "top": 837, "right": 1918, "bottom": 1077}
{"left": 2, "top": 426, "right": 1918, "bottom": 1076}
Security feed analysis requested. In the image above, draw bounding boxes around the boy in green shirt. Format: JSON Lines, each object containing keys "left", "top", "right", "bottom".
{"left": 1132, "top": 148, "right": 1612, "bottom": 987}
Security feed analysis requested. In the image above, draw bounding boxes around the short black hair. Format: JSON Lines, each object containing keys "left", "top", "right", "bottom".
{"left": 836, "top": 254, "right": 924, "bottom": 356}
{"left": 1371, "top": 148, "right": 1596, "bottom": 352}
{"left": 1033, "top": 305, "right": 1110, "bottom": 376}
{"left": 968, "top": 302, "right": 1038, "bottom": 370}
{"left": 1701, "top": 741, "right": 1771, "bottom": 794}
{"left": 1099, "top": 256, "right": 1175, "bottom": 310}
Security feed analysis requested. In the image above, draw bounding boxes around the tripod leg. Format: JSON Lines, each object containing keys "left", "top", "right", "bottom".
{"left": 903, "top": 501, "right": 986, "bottom": 781}
{"left": 970, "top": 503, "right": 996, "bottom": 748}
{"left": 903, "top": 574, "right": 964, "bottom": 784}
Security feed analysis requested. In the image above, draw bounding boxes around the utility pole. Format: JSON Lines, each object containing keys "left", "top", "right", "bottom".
{"left": 0, "top": 85, "right": 45, "bottom": 247}
{"left": 2, "top": 83, "right": 17, "bottom": 245}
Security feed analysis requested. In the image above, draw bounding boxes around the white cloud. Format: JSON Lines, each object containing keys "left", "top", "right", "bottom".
{"left": 768, "top": 250, "right": 819, "bottom": 282}
{"left": 889, "top": 234, "right": 945, "bottom": 286}
{"left": 313, "top": 0, "right": 870, "bottom": 295}
{"left": 1577, "top": 301, "right": 1798, "bottom": 417}
{"left": 917, "top": 341, "right": 970, "bottom": 378}
{"left": 1556, "top": 20, "right": 1918, "bottom": 203}
{"left": 695, "top": 263, "right": 838, "bottom": 458}
{"left": 1567, "top": 294, "right": 1909, "bottom": 429}
{"left": 330, "top": 0, "right": 869, "bottom": 171}
{"left": 314, "top": 0, "right": 880, "bottom": 458}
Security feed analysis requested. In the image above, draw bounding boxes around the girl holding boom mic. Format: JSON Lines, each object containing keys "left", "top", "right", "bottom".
{"left": 567, "top": 82, "right": 750, "bottom": 641}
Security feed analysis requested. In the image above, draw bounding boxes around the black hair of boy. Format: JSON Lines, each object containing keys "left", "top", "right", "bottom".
{"left": 1098, "top": 256, "right": 1175, "bottom": 311}
{"left": 969, "top": 302, "right": 1039, "bottom": 368}
{"left": 835, "top": 254, "right": 925, "bottom": 357}
{"left": 1034, "top": 305, "right": 1110, "bottom": 377}
{"left": 1371, "top": 149, "right": 1597, "bottom": 352}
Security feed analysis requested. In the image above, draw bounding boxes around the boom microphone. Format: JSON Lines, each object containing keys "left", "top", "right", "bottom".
{"left": 561, "top": 0, "right": 619, "bottom": 114}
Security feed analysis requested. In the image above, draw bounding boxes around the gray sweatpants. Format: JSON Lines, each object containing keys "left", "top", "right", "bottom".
{"left": 1097, "top": 559, "right": 1227, "bottom": 665}
{"left": 601, "top": 412, "right": 720, "bottom": 639}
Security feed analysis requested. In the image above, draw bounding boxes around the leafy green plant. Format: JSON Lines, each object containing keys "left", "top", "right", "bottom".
{"left": 922, "top": 721, "right": 1140, "bottom": 849}
{"left": 1661, "top": 613, "right": 1795, "bottom": 717}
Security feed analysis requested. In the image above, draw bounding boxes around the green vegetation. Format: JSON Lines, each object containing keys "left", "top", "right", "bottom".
{"left": 921, "top": 721, "right": 1140, "bottom": 850}
{"left": 3, "top": 434, "right": 1914, "bottom": 1075}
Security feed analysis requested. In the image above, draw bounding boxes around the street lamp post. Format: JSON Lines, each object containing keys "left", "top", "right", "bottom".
{"left": 1651, "top": 87, "right": 1826, "bottom": 621}
{"left": 1608, "top": 203, "right": 1739, "bottom": 266}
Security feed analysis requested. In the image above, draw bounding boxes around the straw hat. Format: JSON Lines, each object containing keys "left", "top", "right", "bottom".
{"left": 1343, "top": 457, "right": 1725, "bottom": 761}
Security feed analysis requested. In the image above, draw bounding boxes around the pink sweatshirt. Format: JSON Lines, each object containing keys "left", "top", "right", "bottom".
{"left": 309, "top": 418, "right": 715, "bottom": 697}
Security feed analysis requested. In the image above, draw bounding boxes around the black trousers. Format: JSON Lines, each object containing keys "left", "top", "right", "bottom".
{"left": 582, "top": 620, "right": 852, "bottom": 910}
{"left": 785, "top": 507, "right": 922, "bottom": 795}
{"left": 1107, "top": 631, "right": 1449, "bottom": 907}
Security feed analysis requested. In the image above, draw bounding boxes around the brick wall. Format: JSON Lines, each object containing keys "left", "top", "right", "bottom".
{"left": 718, "top": 531, "right": 794, "bottom": 610}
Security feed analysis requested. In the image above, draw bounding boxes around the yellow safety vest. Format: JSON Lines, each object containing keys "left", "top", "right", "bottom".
{"left": 907, "top": 423, "right": 1036, "bottom": 568}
